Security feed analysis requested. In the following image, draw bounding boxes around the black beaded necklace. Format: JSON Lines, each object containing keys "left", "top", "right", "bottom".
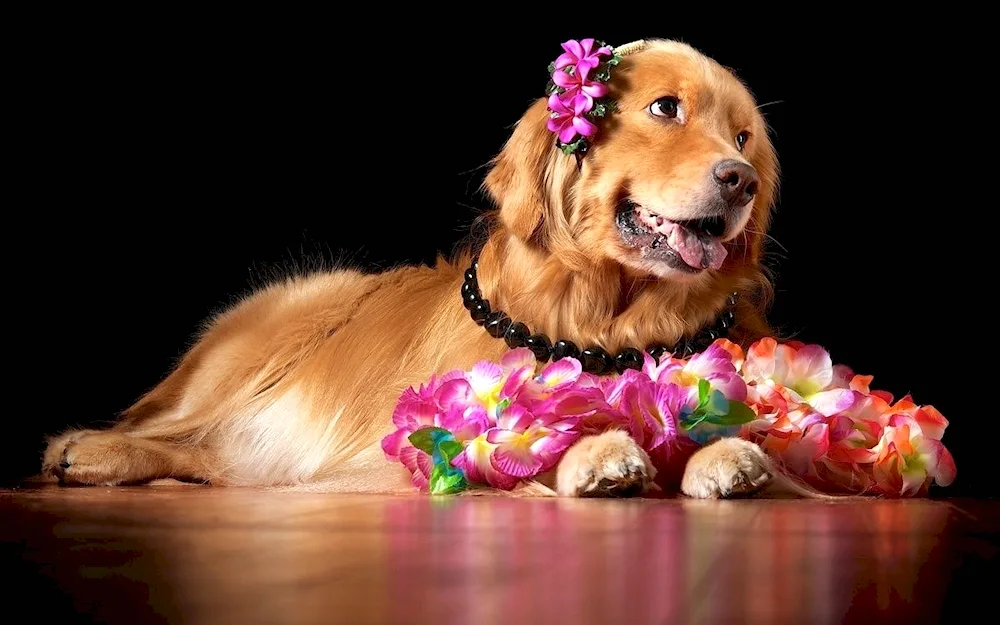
{"left": 460, "top": 257, "right": 739, "bottom": 375}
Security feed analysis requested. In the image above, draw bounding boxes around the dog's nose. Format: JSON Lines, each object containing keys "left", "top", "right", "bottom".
{"left": 713, "top": 159, "right": 760, "bottom": 208}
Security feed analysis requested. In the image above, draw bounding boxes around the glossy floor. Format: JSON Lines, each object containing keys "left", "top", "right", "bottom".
{"left": 1, "top": 485, "right": 996, "bottom": 625}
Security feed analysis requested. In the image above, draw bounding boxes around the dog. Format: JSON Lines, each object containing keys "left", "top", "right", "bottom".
{"left": 41, "top": 38, "right": 783, "bottom": 499}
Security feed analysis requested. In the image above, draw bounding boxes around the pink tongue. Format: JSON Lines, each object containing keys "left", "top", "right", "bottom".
{"left": 664, "top": 223, "right": 728, "bottom": 270}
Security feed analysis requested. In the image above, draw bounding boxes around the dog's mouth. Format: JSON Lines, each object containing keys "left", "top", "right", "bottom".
{"left": 615, "top": 199, "right": 728, "bottom": 273}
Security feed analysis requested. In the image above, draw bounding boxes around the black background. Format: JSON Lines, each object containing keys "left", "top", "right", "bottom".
{"left": 8, "top": 16, "right": 990, "bottom": 496}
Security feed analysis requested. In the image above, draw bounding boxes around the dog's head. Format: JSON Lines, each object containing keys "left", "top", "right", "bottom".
{"left": 484, "top": 39, "right": 777, "bottom": 294}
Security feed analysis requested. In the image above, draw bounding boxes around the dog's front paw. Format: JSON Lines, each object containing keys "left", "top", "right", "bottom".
{"left": 556, "top": 430, "right": 656, "bottom": 497}
{"left": 42, "top": 429, "right": 99, "bottom": 480}
{"left": 680, "top": 437, "right": 771, "bottom": 499}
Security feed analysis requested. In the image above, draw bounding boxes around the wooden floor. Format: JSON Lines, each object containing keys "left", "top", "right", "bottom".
{"left": 1, "top": 485, "right": 996, "bottom": 625}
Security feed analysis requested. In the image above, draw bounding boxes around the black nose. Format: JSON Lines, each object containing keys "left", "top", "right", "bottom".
{"left": 713, "top": 159, "right": 760, "bottom": 208}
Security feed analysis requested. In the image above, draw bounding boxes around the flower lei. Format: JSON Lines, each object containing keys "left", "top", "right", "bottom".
{"left": 381, "top": 338, "right": 957, "bottom": 498}
{"left": 544, "top": 38, "right": 623, "bottom": 155}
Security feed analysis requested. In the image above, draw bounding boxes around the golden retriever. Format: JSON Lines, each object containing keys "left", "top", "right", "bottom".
{"left": 40, "top": 39, "right": 783, "bottom": 499}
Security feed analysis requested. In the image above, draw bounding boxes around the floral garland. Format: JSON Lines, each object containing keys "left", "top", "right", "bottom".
{"left": 544, "top": 39, "right": 622, "bottom": 155}
{"left": 381, "top": 338, "right": 957, "bottom": 498}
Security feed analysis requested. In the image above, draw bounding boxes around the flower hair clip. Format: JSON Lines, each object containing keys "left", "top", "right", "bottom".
{"left": 545, "top": 38, "right": 624, "bottom": 156}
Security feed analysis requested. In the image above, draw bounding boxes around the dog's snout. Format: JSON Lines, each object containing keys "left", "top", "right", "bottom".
{"left": 713, "top": 159, "right": 760, "bottom": 209}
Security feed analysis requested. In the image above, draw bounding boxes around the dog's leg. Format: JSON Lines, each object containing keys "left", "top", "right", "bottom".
{"left": 555, "top": 430, "right": 656, "bottom": 497}
{"left": 46, "top": 431, "right": 208, "bottom": 486}
{"left": 680, "top": 437, "right": 771, "bottom": 498}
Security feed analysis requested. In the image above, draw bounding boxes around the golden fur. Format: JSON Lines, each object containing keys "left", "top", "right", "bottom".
{"left": 40, "top": 40, "right": 790, "bottom": 498}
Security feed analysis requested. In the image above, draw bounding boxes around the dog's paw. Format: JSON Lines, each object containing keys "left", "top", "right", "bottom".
{"left": 48, "top": 432, "right": 139, "bottom": 486}
{"left": 556, "top": 430, "right": 657, "bottom": 498}
{"left": 42, "top": 429, "right": 99, "bottom": 480}
{"left": 680, "top": 437, "right": 771, "bottom": 499}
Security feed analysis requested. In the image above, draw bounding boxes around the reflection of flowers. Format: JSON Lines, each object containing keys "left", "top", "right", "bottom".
{"left": 382, "top": 338, "right": 957, "bottom": 498}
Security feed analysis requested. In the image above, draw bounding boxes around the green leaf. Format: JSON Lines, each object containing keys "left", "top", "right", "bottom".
{"left": 704, "top": 389, "right": 730, "bottom": 417}
{"left": 408, "top": 426, "right": 451, "bottom": 455}
{"left": 547, "top": 62, "right": 556, "bottom": 74}
{"left": 725, "top": 401, "right": 758, "bottom": 425}
{"left": 680, "top": 412, "right": 709, "bottom": 431}
{"left": 697, "top": 379, "right": 711, "bottom": 406}
{"left": 437, "top": 439, "right": 463, "bottom": 463}
{"left": 589, "top": 102, "right": 610, "bottom": 118}
{"left": 607, "top": 55, "right": 621, "bottom": 67}
{"left": 704, "top": 401, "right": 758, "bottom": 426}
{"left": 429, "top": 464, "right": 468, "bottom": 495}
{"left": 558, "top": 137, "right": 588, "bottom": 155}
{"left": 545, "top": 81, "right": 560, "bottom": 96}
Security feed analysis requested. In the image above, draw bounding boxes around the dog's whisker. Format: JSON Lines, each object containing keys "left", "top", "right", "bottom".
{"left": 456, "top": 161, "right": 493, "bottom": 176}
{"left": 756, "top": 100, "right": 785, "bottom": 110}
{"left": 744, "top": 228, "right": 789, "bottom": 254}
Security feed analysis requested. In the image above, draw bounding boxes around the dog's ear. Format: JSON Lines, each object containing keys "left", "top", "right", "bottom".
{"left": 483, "top": 98, "right": 578, "bottom": 245}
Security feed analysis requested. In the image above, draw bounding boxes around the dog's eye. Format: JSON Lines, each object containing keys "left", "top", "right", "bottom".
{"left": 649, "top": 97, "right": 679, "bottom": 119}
{"left": 736, "top": 131, "right": 750, "bottom": 152}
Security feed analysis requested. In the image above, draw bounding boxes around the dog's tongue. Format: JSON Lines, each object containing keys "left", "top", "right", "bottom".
{"left": 664, "top": 223, "right": 727, "bottom": 270}
{"left": 635, "top": 207, "right": 728, "bottom": 270}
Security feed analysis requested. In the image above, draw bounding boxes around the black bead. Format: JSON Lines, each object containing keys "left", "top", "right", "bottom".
{"left": 484, "top": 312, "right": 511, "bottom": 338}
{"left": 470, "top": 299, "right": 491, "bottom": 325}
{"left": 461, "top": 280, "right": 476, "bottom": 298}
{"left": 714, "top": 323, "right": 730, "bottom": 337}
{"left": 703, "top": 328, "right": 719, "bottom": 343}
{"left": 504, "top": 321, "right": 530, "bottom": 348}
{"left": 646, "top": 344, "right": 669, "bottom": 362}
{"left": 675, "top": 341, "right": 694, "bottom": 359}
{"left": 689, "top": 337, "right": 709, "bottom": 353}
{"left": 463, "top": 289, "right": 481, "bottom": 310}
{"left": 464, "top": 267, "right": 476, "bottom": 283}
{"left": 581, "top": 347, "right": 614, "bottom": 375}
{"left": 720, "top": 310, "right": 735, "bottom": 328}
{"left": 552, "top": 339, "right": 581, "bottom": 361}
{"left": 615, "top": 347, "right": 644, "bottom": 373}
{"left": 727, "top": 293, "right": 738, "bottom": 307}
{"left": 525, "top": 334, "right": 553, "bottom": 362}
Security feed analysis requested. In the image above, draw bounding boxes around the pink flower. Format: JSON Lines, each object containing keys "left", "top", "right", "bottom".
{"left": 451, "top": 433, "right": 519, "bottom": 490}
{"left": 644, "top": 342, "right": 748, "bottom": 408}
{"left": 755, "top": 406, "right": 831, "bottom": 476}
{"left": 871, "top": 414, "right": 957, "bottom": 496}
{"left": 884, "top": 395, "right": 950, "bottom": 441}
{"left": 824, "top": 393, "right": 889, "bottom": 464}
{"left": 482, "top": 404, "right": 581, "bottom": 480}
{"left": 463, "top": 348, "right": 537, "bottom": 416}
{"left": 554, "top": 38, "right": 613, "bottom": 74}
{"left": 551, "top": 63, "right": 608, "bottom": 110}
{"left": 380, "top": 372, "right": 490, "bottom": 490}
{"left": 743, "top": 338, "right": 855, "bottom": 416}
{"left": 610, "top": 372, "right": 685, "bottom": 453}
{"left": 546, "top": 93, "right": 598, "bottom": 144}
